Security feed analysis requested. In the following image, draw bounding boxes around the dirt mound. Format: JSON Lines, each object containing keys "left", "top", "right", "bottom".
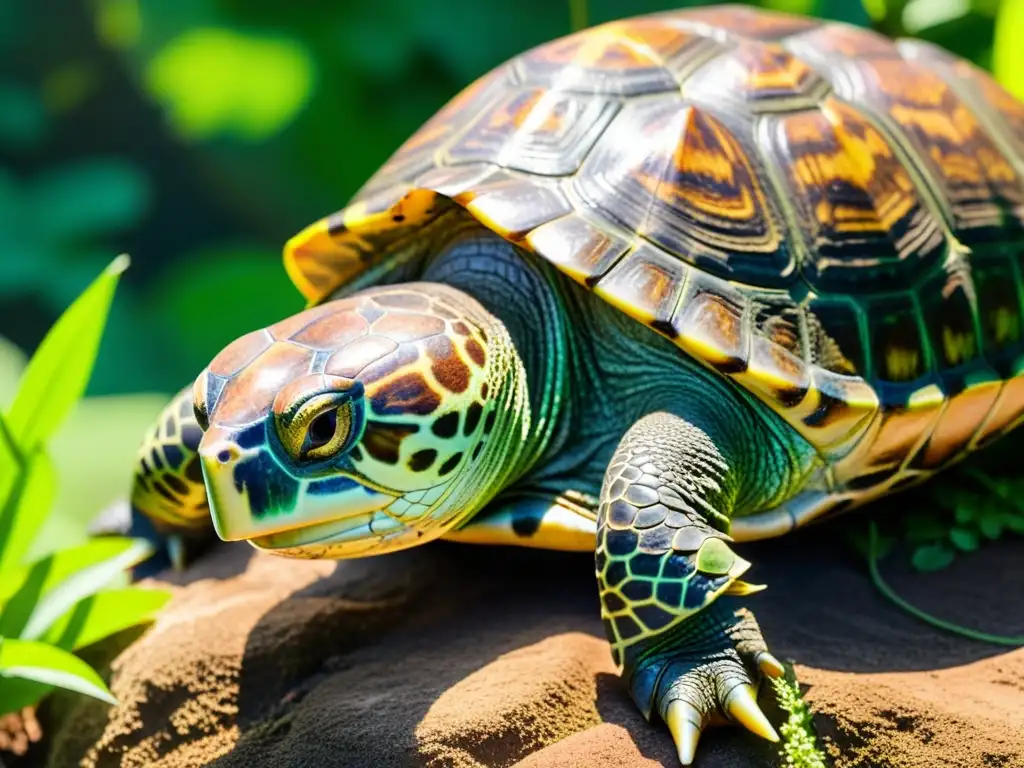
{"left": 22, "top": 524, "right": 1024, "bottom": 768}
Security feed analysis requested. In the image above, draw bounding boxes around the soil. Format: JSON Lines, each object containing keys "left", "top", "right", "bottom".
{"left": 12, "top": 511, "right": 1022, "bottom": 768}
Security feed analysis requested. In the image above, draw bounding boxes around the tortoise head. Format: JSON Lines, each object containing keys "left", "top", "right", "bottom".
{"left": 193, "top": 284, "right": 522, "bottom": 558}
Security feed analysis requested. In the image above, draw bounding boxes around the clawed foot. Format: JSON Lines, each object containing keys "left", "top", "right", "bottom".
{"left": 624, "top": 602, "right": 784, "bottom": 765}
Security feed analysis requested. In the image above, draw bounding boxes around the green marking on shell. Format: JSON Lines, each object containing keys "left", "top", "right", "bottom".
{"left": 695, "top": 537, "right": 735, "bottom": 576}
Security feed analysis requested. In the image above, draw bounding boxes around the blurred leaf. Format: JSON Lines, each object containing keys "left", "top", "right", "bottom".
{"left": 43, "top": 587, "right": 170, "bottom": 651}
{"left": 910, "top": 8, "right": 993, "bottom": 63}
{"left": 0, "top": 638, "right": 115, "bottom": 717}
{"left": 817, "top": 0, "right": 872, "bottom": 25}
{"left": 4, "top": 256, "right": 127, "bottom": 454}
{"left": 911, "top": 542, "right": 955, "bottom": 571}
{"left": 953, "top": 501, "right": 977, "bottom": 524}
{"left": 41, "top": 62, "right": 99, "bottom": 115}
{"left": 0, "top": 448, "right": 56, "bottom": 576}
{"left": 993, "top": 0, "right": 1024, "bottom": 96}
{"left": 903, "top": 0, "right": 970, "bottom": 33}
{"left": 95, "top": 0, "right": 142, "bottom": 50}
{"left": 764, "top": 0, "right": 816, "bottom": 14}
{"left": 977, "top": 509, "right": 1004, "bottom": 540}
{"left": 19, "top": 538, "right": 152, "bottom": 641}
{"left": 145, "top": 28, "right": 315, "bottom": 142}
{"left": 862, "top": 0, "right": 887, "bottom": 23}
{"left": 1002, "top": 511, "right": 1024, "bottom": 534}
{"left": 902, "top": 513, "right": 947, "bottom": 542}
{"left": 0, "top": 81, "right": 48, "bottom": 150}
{"left": 948, "top": 526, "right": 979, "bottom": 551}
{"left": 149, "top": 246, "right": 302, "bottom": 375}
{"left": 0, "top": 337, "right": 27, "bottom": 408}
{"left": 28, "top": 161, "right": 149, "bottom": 243}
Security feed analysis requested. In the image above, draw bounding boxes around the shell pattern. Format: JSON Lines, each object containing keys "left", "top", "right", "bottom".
{"left": 283, "top": 5, "right": 1024, "bottom": 539}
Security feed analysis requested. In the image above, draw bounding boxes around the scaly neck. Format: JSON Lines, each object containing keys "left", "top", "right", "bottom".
{"left": 422, "top": 230, "right": 568, "bottom": 485}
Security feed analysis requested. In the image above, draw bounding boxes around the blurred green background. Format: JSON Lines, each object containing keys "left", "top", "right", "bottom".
{"left": 0, "top": 0, "right": 1022, "bottom": 551}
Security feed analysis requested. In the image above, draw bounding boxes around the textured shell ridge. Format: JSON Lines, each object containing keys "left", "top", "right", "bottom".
{"left": 284, "top": 7, "right": 1024, "bottom": 534}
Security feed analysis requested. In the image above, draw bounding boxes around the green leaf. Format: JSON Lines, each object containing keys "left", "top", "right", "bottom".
{"left": 0, "top": 81, "right": 48, "bottom": 150}
{"left": 27, "top": 160, "right": 149, "bottom": 243}
{"left": 903, "top": 513, "right": 948, "bottom": 542}
{"left": 954, "top": 502, "right": 978, "bottom": 524}
{"left": 994, "top": 0, "right": 1024, "bottom": 98}
{"left": 4, "top": 255, "right": 128, "bottom": 454}
{"left": 1000, "top": 510, "right": 1024, "bottom": 534}
{"left": 978, "top": 510, "right": 1004, "bottom": 540}
{"left": 43, "top": 587, "right": 170, "bottom": 651}
{"left": 911, "top": 542, "right": 955, "bottom": 572}
{"left": 148, "top": 246, "right": 301, "bottom": 377}
{"left": 0, "top": 448, "right": 56, "bottom": 575}
{"left": 948, "top": 526, "right": 979, "bottom": 552}
{"left": 0, "top": 638, "right": 115, "bottom": 716}
{"left": 145, "top": 28, "right": 315, "bottom": 142}
{"left": 0, "top": 537, "right": 152, "bottom": 640}
{"left": 19, "top": 538, "right": 152, "bottom": 641}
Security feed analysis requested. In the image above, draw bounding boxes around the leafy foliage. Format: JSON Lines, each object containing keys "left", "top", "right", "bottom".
{"left": 0, "top": 258, "right": 170, "bottom": 718}
{"left": 0, "top": 0, "right": 1019, "bottom": 396}
{"left": 770, "top": 670, "right": 827, "bottom": 768}
{"left": 856, "top": 469, "right": 1024, "bottom": 574}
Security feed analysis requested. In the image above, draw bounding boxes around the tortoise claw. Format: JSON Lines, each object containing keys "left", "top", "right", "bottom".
{"left": 756, "top": 650, "right": 786, "bottom": 679}
{"left": 664, "top": 700, "right": 702, "bottom": 765}
{"left": 725, "top": 683, "right": 779, "bottom": 742}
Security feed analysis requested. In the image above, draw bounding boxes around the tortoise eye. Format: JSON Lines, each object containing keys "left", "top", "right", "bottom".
{"left": 300, "top": 403, "right": 352, "bottom": 462}
{"left": 275, "top": 394, "right": 355, "bottom": 463}
{"left": 307, "top": 409, "right": 338, "bottom": 450}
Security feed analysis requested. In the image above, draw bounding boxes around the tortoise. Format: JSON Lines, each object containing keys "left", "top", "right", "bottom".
{"left": 129, "top": 5, "right": 1024, "bottom": 764}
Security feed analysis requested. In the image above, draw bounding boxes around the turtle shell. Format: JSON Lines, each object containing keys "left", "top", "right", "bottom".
{"left": 284, "top": 5, "right": 1024, "bottom": 531}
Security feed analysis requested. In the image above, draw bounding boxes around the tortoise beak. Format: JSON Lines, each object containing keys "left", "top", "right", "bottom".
{"left": 199, "top": 426, "right": 394, "bottom": 542}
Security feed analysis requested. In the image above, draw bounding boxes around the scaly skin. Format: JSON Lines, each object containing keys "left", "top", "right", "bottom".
{"left": 132, "top": 230, "right": 821, "bottom": 764}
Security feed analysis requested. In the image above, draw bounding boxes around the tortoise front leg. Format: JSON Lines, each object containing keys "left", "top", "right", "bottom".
{"left": 130, "top": 386, "right": 215, "bottom": 574}
{"left": 597, "top": 411, "right": 792, "bottom": 765}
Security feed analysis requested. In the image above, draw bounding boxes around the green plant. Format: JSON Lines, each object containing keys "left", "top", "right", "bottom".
{"left": 0, "top": 255, "right": 170, "bottom": 718}
{"left": 770, "top": 670, "right": 827, "bottom": 768}
{"left": 865, "top": 520, "right": 1024, "bottom": 646}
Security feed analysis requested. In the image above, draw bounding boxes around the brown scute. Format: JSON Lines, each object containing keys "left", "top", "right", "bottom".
{"left": 465, "top": 338, "right": 486, "bottom": 367}
{"left": 452, "top": 321, "right": 471, "bottom": 336}
{"left": 426, "top": 336, "right": 471, "bottom": 393}
{"left": 208, "top": 329, "right": 273, "bottom": 377}
{"left": 362, "top": 421, "right": 420, "bottom": 465}
{"left": 372, "top": 291, "right": 431, "bottom": 311}
{"left": 291, "top": 308, "right": 369, "bottom": 349}
{"left": 213, "top": 343, "right": 315, "bottom": 427}
{"left": 358, "top": 343, "right": 423, "bottom": 384}
{"left": 370, "top": 373, "right": 442, "bottom": 416}
{"left": 371, "top": 311, "right": 446, "bottom": 343}
{"left": 325, "top": 336, "right": 400, "bottom": 379}
{"left": 268, "top": 302, "right": 340, "bottom": 340}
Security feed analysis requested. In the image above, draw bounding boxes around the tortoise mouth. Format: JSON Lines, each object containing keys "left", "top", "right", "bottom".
{"left": 249, "top": 509, "right": 403, "bottom": 550}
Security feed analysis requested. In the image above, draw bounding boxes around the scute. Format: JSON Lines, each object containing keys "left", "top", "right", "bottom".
{"left": 284, "top": 6, "right": 1024, "bottom": 533}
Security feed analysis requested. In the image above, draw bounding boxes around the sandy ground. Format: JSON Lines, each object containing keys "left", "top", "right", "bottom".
{"left": 9, "top": 512, "right": 1021, "bottom": 768}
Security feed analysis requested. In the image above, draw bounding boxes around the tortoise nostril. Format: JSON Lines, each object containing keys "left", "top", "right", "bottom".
{"left": 217, "top": 449, "right": 233, "bottom": 464}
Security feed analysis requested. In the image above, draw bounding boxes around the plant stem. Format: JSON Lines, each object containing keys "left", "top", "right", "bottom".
{"left": 867, "top": 521, "right": 1024, "bottom": 646}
